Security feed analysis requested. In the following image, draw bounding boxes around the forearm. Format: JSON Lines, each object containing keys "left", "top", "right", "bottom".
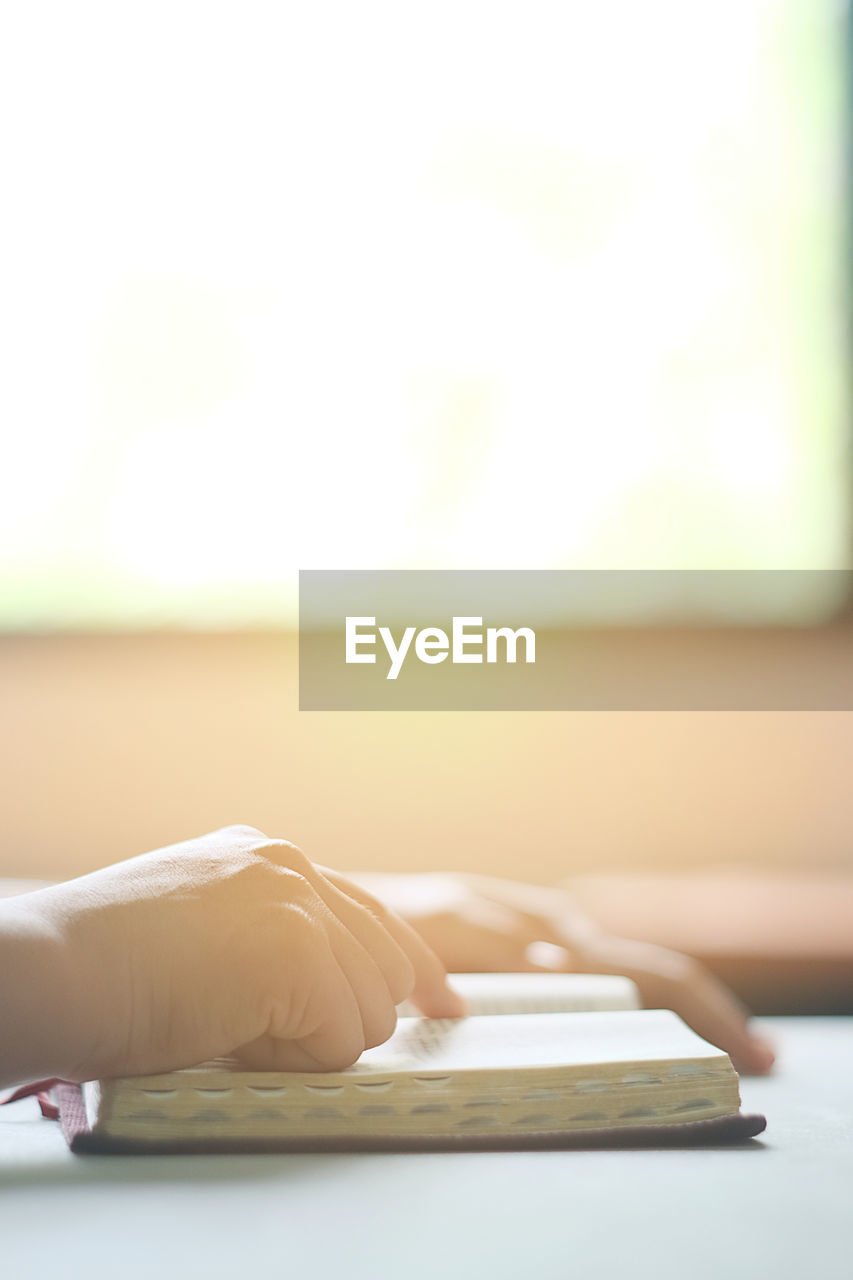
{"left": 0, "top": 896, "right": 76, "bottom": 1088}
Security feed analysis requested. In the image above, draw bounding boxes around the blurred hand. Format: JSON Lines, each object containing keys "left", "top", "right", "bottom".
{"left": 352, "top": 871, "right": 776, "bottom": 1075}
{"left": 0, "top": 826, "right": 464, "bottom": 1088}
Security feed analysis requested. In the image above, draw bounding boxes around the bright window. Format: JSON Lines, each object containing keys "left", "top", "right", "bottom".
{"left": 0, "top": 1, "right": 847, "bottom": 626}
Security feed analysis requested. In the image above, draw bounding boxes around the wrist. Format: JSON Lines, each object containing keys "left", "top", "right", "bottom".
{"left": 0, "top": 893, "right": 82, "bottom": 1088}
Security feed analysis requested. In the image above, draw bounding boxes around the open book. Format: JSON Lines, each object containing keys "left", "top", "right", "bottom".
{"left": 398, "top": 971, "right": 640, "bottom": 1016}
{"left": 61, "top": 975, "right": 765, "bottom": 1152}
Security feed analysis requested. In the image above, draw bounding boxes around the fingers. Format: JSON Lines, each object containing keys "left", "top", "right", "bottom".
{"left": 238, "top": 935, "right": 368, "bottom": 1072}
{"left": 262, "top": 841, "right": 413, "bottom": 1010}
{"left": 316, "top": 866, "right": 467, "bottom": 1018}
{"left": 320, "top": 911, "right": 400, "bottom": 1050}
{"left": 252, "top": 845, "right": 464, "bottom": 1072}
{"left": 405, "top": 891, "right": 579, "bottom": 976}
{"left": 578, "top": 933, "right": 776, "bottom": 1075}
{"left": 373, "top": 910, "right": 468, "bottom": 1017}
{"left": 441, "top": 913, "right": 571, "bottom": 973}
{"left": 242, "top": 900, "right": 400, "bottom": 1068}
{"left": 462, "top": 875, "right": 601, "bottom": 949}
{"left": 307, "top": 864, "right": 417, "bottom": 1006}
{"left": 523, "top": 940, "right": 574, "bottom": 971}
{"left": 348, "top": 871, "right": 592, "bottom": 975}
{"left": 656, "top": 953, "right": 775, "bottom": 1075}
{"left": 489, "top": 902, "right": 585, "bottom": 970}
{"left": 274, "top": 868, "right": 403, "bottom": 1053}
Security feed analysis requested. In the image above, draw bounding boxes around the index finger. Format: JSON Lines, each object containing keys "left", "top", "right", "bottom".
{"left": 316, "top": 866, "right": 468, "bottom": 1018}
{"left": 578, "top": 933, "right": 775, "bottom": 1074}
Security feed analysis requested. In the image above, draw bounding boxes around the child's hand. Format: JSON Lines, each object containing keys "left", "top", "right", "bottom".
{"left": 0, "top": 826, "right": 465, "bottom": 1087}
{"left": 351, "top": 871, "right": 775, "bottom": 1075}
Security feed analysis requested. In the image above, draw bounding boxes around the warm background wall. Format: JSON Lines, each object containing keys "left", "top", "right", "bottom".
{"left": 2, "top": 632, "right": 851, "bottom": 882}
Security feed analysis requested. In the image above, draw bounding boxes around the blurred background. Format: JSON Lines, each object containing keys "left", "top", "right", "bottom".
{"left": 0, "top": 2, "right": 851, "bottom": 1007}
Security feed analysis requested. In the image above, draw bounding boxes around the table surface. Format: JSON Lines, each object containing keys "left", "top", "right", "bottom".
{"left": 1, "top": 1018, "right": 851, "bottom": 1280}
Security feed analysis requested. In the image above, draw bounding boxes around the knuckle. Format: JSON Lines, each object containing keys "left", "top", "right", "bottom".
{"left": 228, "top": 855, "right": 304, "bottom": 899}
{"left": 266, "top": 839, "right": 311, "bottom": 875}
{"left": 276, "top": 890, "right": 327, "bottom": 943}
{"left": 219, "top": 829, "right": 313, "bottom": 878}
{"left": 360, "top": 890, "right": 390, "bottom": 921}
{"left": 220, "top": 823, "right": 267, "bottom": 840}
{"left": 205, "top": 854, "right": 276, "bottom": 903}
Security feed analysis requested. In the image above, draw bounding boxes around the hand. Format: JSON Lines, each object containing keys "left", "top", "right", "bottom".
{"left": 352, "top": 871, "right": 775, "bottom": 1074}
{"left": 0, "top": 826, "right": 465, "bottom": 1088}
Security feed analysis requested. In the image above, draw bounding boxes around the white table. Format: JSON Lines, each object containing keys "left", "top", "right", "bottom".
{"left": 1, "top": 1018, "right": 851, "bottom": 1280}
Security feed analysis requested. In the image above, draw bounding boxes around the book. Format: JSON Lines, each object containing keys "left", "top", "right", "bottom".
{"left": 397, "top": 971, "right": 640, "bottom": 1016}
{"left": 60, "top": 975, "right": 765, "bottom": 1153}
